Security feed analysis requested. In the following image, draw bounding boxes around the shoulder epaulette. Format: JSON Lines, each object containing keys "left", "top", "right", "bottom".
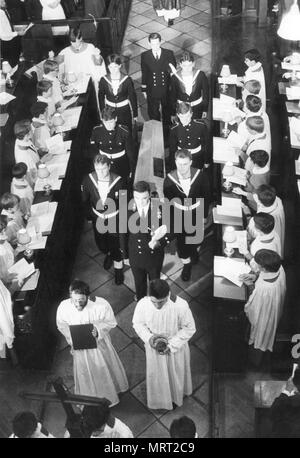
{"left": 119, "top": 124, "right": 129, "bottom": 133}
{"left": 171, "top": 122, "right": 179, "bottom": 129}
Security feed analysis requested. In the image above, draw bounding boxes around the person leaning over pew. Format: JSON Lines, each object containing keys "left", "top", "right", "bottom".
{"left": 233, "top": 149, "right": 270, "bottom": 210}
{"left": 237, "top": 95, "right": 271, "bottom": 141}
{"left": 42, "top": 59, "right": 64, "bottom": 106}
{"left": 247, "top": 185, "right": 285, "bottom": 255}
{"left": 239, "top": 249, "right": 286, "bottom": 354}
{"left": 31, "top": 101, "right": 53, "bottom": 153}
{"left": 239, "top": 116, "right": 271, "bottom": 166}
{"left": 240, "top": 213, "right": 282, "bottom": 272}
{"left": 10, "top": 163, "right": 34, "bottom": 216}
{"left": 0, "top": 193, "right": 26, "bottom": 246}
{"left": 37, "top": 79, "right": 57, "bottom": 118}
{"left": 237, "top": 49, "right": 266, "bottom": 111}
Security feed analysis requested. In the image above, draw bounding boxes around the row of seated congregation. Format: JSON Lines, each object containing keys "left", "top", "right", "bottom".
{"left": 0, "top": 15, "right": 293, "bottom": 437}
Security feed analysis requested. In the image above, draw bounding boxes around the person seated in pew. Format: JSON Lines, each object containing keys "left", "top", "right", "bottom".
{"left": 57, "top": 25, "right": 106, "bottom": 86}
{"left": 233, "top": 150, "right": 270, "bottom": 210}
{"left": 238, "top": 49, "right": 266, "bottom": 111}
{"left": 247, "top": 185, "right": 285, "bottom": 256}
{"left": 170, "top": 51, "right": 209, "bottom": 120}
{"left": 168, "top": 101, "right": 209, "bottom": 173}
{"left": 42, "top": 59, "right": 64, "bottom": 105}
{"left": 14, "top": 120, "right": 40, "bottom": 186}
{"left": 0, "top": 215, "right": 17, "bottom": 286}
{"left": 269, "top": 366, "right": 300, "bottom": 438}
{"left": 240, "top": 213, "right": 282, "bottom": 272}
{"left": 37, "top": 79, "right": 57, "bottom": 118}
{"left": 240, "top": 80, "right": 264, "bottom": 111}
{"left": 239, "top": 116, "right": 271, "bottom": 166}
{"left": 238, "top": 95, "right": 271, "bottom": 141}
{"left": 0, "top": 193, "right": 26, "bottom": 246}
{"left": 10, "top": 163, "right": 34, "bottom": 216}
{"left": 31, "top": 101, "right": 53, "bottom": 153}
{"left": 239, "top": 249, "right": 286, "bottom": 353}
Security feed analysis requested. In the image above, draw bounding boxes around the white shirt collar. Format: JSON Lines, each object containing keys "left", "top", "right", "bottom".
{"left": 137, "top": 202, "right": 150, "bottom": 217}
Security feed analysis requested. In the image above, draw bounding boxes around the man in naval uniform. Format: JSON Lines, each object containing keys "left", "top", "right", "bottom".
{"left": 90, "top": 106, "right": 135, "bottom": 182}
{"left": 120, "top": 181, "right": 172, "bottom": 301}
{"left": 81, "top": 153, "right": 125, "bottom": 285}
{"left": 141, "top": 32, "right": 176, "bottom": 143}
{"left": 163, "top": 149, "right": 211, "bottom": 281}
{"left": 168, "top": 102, "right": 210, "bottom": 173}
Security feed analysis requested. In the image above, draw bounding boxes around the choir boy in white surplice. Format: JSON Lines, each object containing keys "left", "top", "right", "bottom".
{"left": 248, "top": 185, "right": 285, "bottom": 256}
{"left": 243, "top": 49, "right": 266, "bottom": 111}
{"left": 56, "top": 280, "right": 128, "bottom": 407}
{"left": 132, "top": 279, "right": 196, "bottom": 410}
{"left": 240, "top": 249, "right": 286, "bottom": 353}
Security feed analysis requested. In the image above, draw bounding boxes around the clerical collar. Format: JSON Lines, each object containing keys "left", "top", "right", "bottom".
{"left": 258, "top": 230, "right": 275, "bottom": 242}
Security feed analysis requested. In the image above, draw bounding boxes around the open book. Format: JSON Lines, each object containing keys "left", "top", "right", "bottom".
{"left": 8, "top": 258, "right": 35, "bottom": 282}
{"left": 214, "top": 256, "right": 251, "bottom": 287}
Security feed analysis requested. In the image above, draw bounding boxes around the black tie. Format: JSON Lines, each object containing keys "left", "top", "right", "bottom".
{"left": 4, "top": 8, "right": 14, "bottom": 32}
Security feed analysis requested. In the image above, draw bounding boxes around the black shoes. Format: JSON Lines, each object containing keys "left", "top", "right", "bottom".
{"left": 114, "top": 268, "right": 124, "bottom": 285}
{"left": 181, "top": 263, "right": 192, "bottom": 281}
{"left": 168, "top": 19, "right": 174, "bottom": 26}
{"left": 103, "top": 254, "right": 113, "bottom": 270}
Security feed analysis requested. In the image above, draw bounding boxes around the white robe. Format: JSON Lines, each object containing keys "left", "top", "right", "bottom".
{"left": 248, "top": 197, "right": 285, "bottom": 254}
{"left": 10, "top": 178, "right": 34, "bottom": 216}
{"left": 14, "top": 139, "right": 40, "bottom": 186}
{"left": 245, "top": 267, "right": 286, "bottom": 352}
{"left": 0, "top": 279, "right": 14, "bottom": 358}
{"left": 132, "top": 296, "right": 196, "bottom": 410}
{"left": 249, "top": 230, "right": 282, "bottom": 271}
{"left": 0, "top": 241, "right": 14, "bottom": 283}
{"left": 56, "top": 298, "right": 128, "bottom": 406}
{"left": 244, "top": 62, "right": 266, "bottom": 111}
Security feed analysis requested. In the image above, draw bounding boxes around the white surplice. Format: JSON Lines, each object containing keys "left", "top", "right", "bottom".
{"left": 0, "top": 279, "right": 14, "bottom": 358}
{"left": 56, "top": 298, "right": 128, "bottom": 406}
{"left": 244, "top": 62, "right": 266, "bottom": 111}
{"left": 245, "top": 266, "right": 286, "bottom": 352}
{"left": 14, "top": 139, "right": 40, "bottom": 186}
{"left": 132, "top": 296, "right": 196, "bottom": 410}
{"left": 248, "top": 196, "right": 285, "bottom": 255}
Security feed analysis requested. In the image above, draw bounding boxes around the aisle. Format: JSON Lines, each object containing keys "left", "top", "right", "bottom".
{"left": 42, "top": 0, "right": 214, "bottom": 438}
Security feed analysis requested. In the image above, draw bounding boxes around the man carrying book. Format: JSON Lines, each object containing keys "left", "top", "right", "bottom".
{"left": 56, "top": 279, "right": 129, "bottom": 407}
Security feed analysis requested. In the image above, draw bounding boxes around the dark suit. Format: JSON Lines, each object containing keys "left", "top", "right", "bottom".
{"left": 141, "top": 47, "right": 176, "bottom": 129}
{"left": 269, "top": 392, "right": 300, "bottom": 438}
{"left": 81, "top": 171, "right": 125, "bottom": 261}
{"left": 120, "top": 200, "right": 172, "bottom": 300}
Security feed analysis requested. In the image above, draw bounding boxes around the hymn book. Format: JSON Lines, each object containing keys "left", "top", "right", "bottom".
{"left": 69, "top": 324, "right": 97, "bottom": 350}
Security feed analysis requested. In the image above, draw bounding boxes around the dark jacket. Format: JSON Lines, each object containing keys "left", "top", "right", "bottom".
{"left": 120, "top": 199, "right": 172, "bottom": 268}
{"left": 170, "top": 69, "right": 209, "bottom": 115}
{"left": 141, "top": 48, "right": 176, "bottom": 98}
{"left": 270, "top": 392, "right": 300, "bottom": 438}
{"left": 98, "top": 75, "right": 138, "bottom": 118}
{"left": 163, "top": 167, "right": 211, "bottom": 218}
{"left": 169, "top": 119, "right": 210, "bottom": 170}
{"left": 81, "top": 171, "right": 125, "bottom": 223}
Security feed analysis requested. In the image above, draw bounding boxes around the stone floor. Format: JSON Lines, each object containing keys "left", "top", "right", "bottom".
{"left": 41, "top": 0, "right": 214, "bottom": 439}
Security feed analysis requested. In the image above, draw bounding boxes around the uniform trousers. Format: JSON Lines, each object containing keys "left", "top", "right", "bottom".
{"left": 176, "top": 233, "right": 198, "bottom": 261}
{"left": 92, "top": 220, "right": 122, "bottom": 262}
{"left": 147, "top": 93, "right": 171, "bottom": 129}
{"left": 131, "top": 255, "right": 164, "bottom": 300}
